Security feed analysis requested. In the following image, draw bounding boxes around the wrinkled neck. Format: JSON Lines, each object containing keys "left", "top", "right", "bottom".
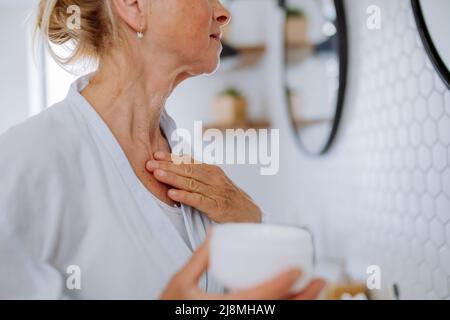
{"left": 80, "top": 49, "right": 189, "bottom": 153}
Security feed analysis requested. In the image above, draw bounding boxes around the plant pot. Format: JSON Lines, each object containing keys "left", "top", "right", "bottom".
{"left": 285, "top": 16, "right": 309, "bottom": 46}
{"left": 212, "top": 95, "right": 248, "bottom": 127}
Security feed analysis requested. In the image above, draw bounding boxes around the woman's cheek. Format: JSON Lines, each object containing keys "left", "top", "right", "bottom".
{"left": 180, "top": 29, "right": 208, "bottom": 58}
{"left": 176, "top": 2, "right": 215, "bottom": 61}
{"left": 184, "top": 20, "right": 212, "bottom": 53}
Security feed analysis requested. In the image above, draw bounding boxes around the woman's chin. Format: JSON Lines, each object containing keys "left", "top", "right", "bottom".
{"left": 204, "top": 57, "right": 221, "bottom": 75}
{"left": 189, "top": 64, "right": 219, "bottom": 76}
{"left": 187, "top": 55, "right": 221, "bottom": 76}
{"left": 205, "top": 64, "right": 220, "bottom": 75}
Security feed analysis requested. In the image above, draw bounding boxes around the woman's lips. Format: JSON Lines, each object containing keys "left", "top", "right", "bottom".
{"left": 210, "top": 33, "right": 222, "bottom": 41}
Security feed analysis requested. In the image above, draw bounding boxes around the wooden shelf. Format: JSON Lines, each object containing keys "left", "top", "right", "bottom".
{"left": 237, "top": 45, "right": 266, "bottom": 54}
{"left": 220, "top": 44, "right": 266, "bottom": 71}
{"left": 293, "top": 118, "right": 332, "bottom": 129}
{"left": 203, "top": 119, "right": 271, "bottom": 131}
{"left": 286, "top": 42, "right": 314, "bottom": 49}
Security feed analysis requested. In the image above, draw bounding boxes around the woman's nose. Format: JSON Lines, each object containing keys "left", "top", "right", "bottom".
{"left": 213, "top": 0, "right": 231, "bottom": 26}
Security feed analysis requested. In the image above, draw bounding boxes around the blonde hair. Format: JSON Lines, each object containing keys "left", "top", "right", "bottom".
{"left": 35, "top": 0, "right": 119, "bottom": 69}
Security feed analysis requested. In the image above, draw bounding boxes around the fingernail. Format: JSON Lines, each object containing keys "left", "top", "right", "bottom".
{"left": 317, "top": 279, "right": 327, "bottom": 290}
{"left": 146, "top": 160, "right": 158, "bottom": 169}
{"left": 168, "top": 189, "right": 178, "bottom": 197}
{"left": 154, "top": 151, "right": 165, "bottom": 159}
{"left": 155, "top": 169, "right": 166, "bottom": 177}
{"left": 287, "top": 269, "right": 302, "bottom": 280}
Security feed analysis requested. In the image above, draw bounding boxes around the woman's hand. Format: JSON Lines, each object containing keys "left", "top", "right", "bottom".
{"left": 160, "top": 236, "right": 326, "bottom": 300}
{"left": 146, "top": 152, "right": 262, "bottom": 223}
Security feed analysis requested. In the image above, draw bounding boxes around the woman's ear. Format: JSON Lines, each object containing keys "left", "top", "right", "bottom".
{"left": 111, "top": 0, "right": 147, "bottom": 33}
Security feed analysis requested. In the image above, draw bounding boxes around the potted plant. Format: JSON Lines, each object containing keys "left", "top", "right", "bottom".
{"left": 285, "top": 7, "right": 309, "bottom": 46}
{"left": 212, "top": 88, "right": 248, "bottom": 127}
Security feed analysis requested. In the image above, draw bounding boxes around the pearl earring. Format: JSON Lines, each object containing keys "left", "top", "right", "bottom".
{"left": 136, "top": 26, "right": 144, "bottom": 40}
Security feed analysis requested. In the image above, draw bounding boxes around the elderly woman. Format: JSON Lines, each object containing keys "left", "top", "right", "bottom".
{"left": 0, "top": 0, "right": 325, "bottom": 299}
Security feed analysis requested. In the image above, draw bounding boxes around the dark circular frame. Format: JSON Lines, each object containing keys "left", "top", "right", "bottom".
{"left": 411, "top": 0, "right": 450, "bottom": 89}
{"left": 279, "top": 0, "right": 348, "bottom": 156}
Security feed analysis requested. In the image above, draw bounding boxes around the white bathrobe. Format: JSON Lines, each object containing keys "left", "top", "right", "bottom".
{"left": 0, "top": 75, "right": 223, "bottom": 299}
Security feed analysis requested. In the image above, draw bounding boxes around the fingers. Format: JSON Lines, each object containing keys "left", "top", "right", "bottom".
{"left": 146, "top": 159, "right": 211, "bottom": 185}
{"left": 179, "top": 236, "right": 211, "bottom": 286}
{"left": 154, "top": 151, "right": 172, "bottom": 162}
{"left": 228, "top": 269, "right": 302, "bottom": 300}
{"left": 154, "top": 152, "right": 200, "bottom": 165}
{"left": 160, "top": 235, "right": 214, "bottom": 300}
{"left": 290, "top": 279, "right": 327, "bottom": 300}
{"left": 152, "top": 168, "right": 211, "bottom": 195}
{"left": 168, "top": 189, "right": 218, "bottom": 214}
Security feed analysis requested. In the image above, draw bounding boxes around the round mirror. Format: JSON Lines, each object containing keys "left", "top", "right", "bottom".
{"left": 282, "top": 0, "right": 347, "bottom": 155}
{"left": 412, "top": 0, "right": 450, "bottom": 89}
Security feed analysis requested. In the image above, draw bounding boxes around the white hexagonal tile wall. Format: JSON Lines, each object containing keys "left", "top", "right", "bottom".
{"left": 429, "top": 219, "right": 446, "bottom": 247}
{"left": 428, "top": 92, "right": 445, "bottom": 120}
{"left": 439, "top": 246, "right": 450, "bottom": 273}
{"left": 433, "top": 269, "right": 449, "bottom": 298}
{"left": 295, "top": 0, "right": 450, "bottom": 299}
{"left": 435, "top": 195, "right": 450, "bottom": 223}
{"left": 432, "top": 144, "right": 447, "bottom": 172}
{"left": 438, "top": 116, "right": 450, "bottom": 145}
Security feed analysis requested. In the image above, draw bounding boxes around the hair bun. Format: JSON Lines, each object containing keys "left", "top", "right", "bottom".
{"left": 35, "top": 0, "right": 117, "bottom": 68}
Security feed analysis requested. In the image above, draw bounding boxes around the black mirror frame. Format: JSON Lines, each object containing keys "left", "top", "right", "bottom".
{"left": 280, "top": 0, "right": 348, "bottom": 156}
{"left": 411, "top": 0, "right": 450, "bottom": 89}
